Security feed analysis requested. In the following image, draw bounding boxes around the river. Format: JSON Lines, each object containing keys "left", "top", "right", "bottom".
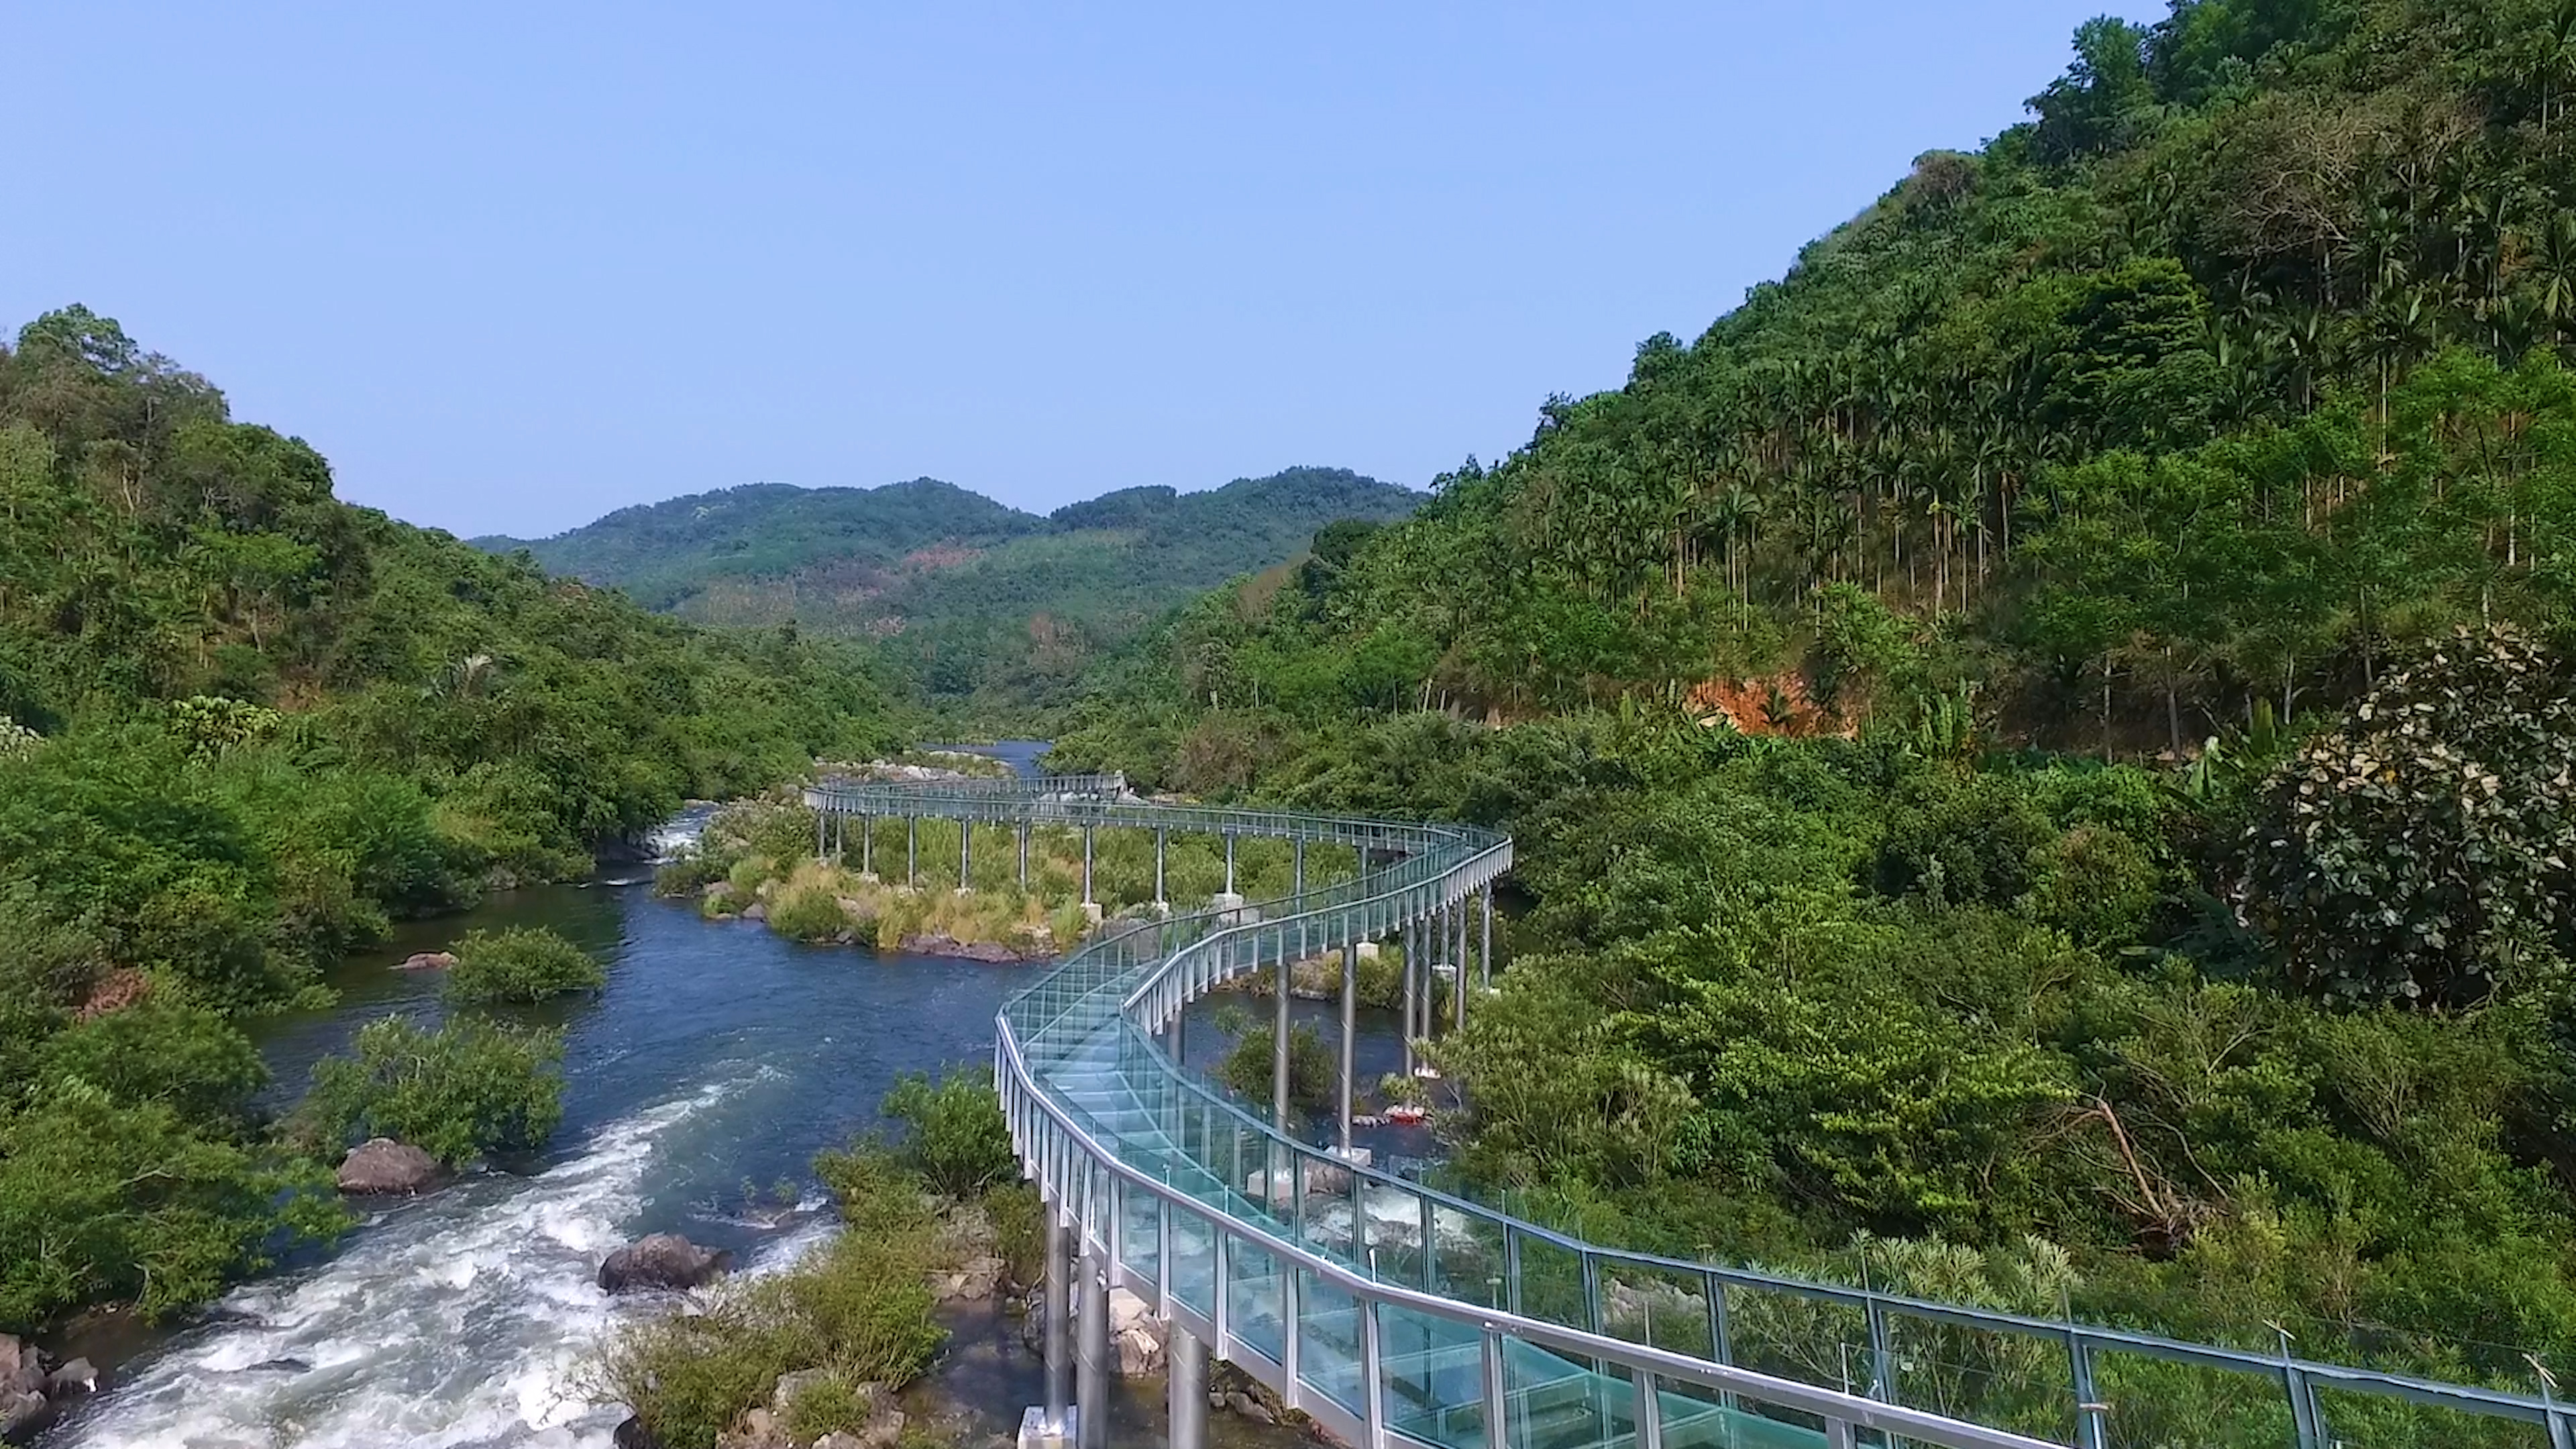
{"left": 38, "top": 744, "right": 1393, "bottom": 1449}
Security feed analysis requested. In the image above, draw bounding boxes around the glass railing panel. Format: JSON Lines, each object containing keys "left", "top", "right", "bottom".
{"left": 1723, "top": 1281, "right": 1868, "bottom": 1403}
{"left": 1226, "top": 1238, "right": 1286, "bottom": 1365}
{"left": 1167, "top": 1202, "right": 1216, "bottom": 1318}
{"left": 1499, "top": 1338, "right": 1621, "bottom": 1449}
{"left": 1651, "top": 1384, "right": 1829, "bottom": 1449}
{"left": 1295, "top": 1271, "right": 1364, "bottom": 1415}
{"left": 2088, "top": 1346, "right": 2294, "bottom": 1449}
{"left": 1513, "top": 1233, "right": 1593, "bottom": 1332}
{"left": 1880, "top": 1303, "right": 2074, "bottom": 1444}
{"left": 1377, "top": 1302, "right": 1489, "bottom": 1449}
{"left": 1432, "top": 1201, "right": 1509, "bottom": 1310}
{"left": 1358, "top": 1178, "right": 1432, "bottom": 1291}
{"left": 1119, "top": 1187, "right": 1159, "bottom": 1293}
{"left": 1599, "top": 1261, "right": 1715, "bottom": 1359}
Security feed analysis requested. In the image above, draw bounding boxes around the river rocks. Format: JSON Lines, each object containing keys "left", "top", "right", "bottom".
{"left": 741, "top": 901, "right": 768, "bottom": 922}
{"left": 716, "top": 1407, "right": 788, "bottom": 1449}
{"left": 337, "top": 1138, "right": 440, "bottom": 1195}
{"left": 898, "top": 932, "right": 1046, "bottom": 963}
{"left": 0, "top": 1336, "right": 88, "bottom": 1437}
{"left": 393, "top": 951, "right": 457, "bottom": 971}
{"left": 1225, "top": 1391, "right": 1275, "bottom": 1424}
{"left": 613, "top": 1413, "right": 663, "bottom": 1449}
{"left": 933, "top": 1252, "right": 1008, "bottom": 1301}
{"left": 599, "top": 1233, "right": 733, "bottom": 1293}
{"left": 1108, "top": 1287, "right": 1167, "bottom": 1377}
{"left": 45, "top": 1358, "right": 95, "bottom": 1397}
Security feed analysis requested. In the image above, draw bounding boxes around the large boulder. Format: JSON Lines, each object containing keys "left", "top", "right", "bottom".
{"left": 393, "top": 951, "right": 457, "bottom": 971}
{"left": 337, "top": 1138, "right": 440, "bottom": 1195}
{"left": 0, "top": 1336, "right": 53, "bottom": 1436}
{"left": 1108, "top": 1287, "right": 1167, "bottom": 1377}
{"left": 45, "top": 1358, "right": 95, "bottom": 1397}
{"left": 598, "top": 1233, "right": 733, "bottom": 1294}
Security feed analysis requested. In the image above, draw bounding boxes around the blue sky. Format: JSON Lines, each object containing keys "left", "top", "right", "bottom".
{"left": 8, "top": 3, "right": 2156, "bottom": 538}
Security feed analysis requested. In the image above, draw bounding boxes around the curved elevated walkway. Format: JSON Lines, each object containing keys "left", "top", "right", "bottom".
{"left": 808, "top": 774, "right": 2567, "bottom": 1449}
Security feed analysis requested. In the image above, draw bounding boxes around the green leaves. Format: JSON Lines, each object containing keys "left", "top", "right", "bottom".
{"left": 443, "top": 926, "right": 606, "bottom": 1006}
{"left": 2245, "top": 625, "right": 2576, "bottom": 1004}
{"left": 296, "top": 1016, "right": 566, "bottom": 1167}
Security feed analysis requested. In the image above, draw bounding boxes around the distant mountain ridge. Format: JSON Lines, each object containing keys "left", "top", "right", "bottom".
{"left": 474, "top": 466, "right": 1419, "bottom": 700}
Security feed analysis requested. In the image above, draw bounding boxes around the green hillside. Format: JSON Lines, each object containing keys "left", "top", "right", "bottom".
{"left": 1044, "top": 2, "right": 2576, "bottom": 1430}
{"left": 0, "top": 305, "right": 897, "bottom": 1331}
{"left": 478, "top": 466, "right": 1420, "bottom": 702}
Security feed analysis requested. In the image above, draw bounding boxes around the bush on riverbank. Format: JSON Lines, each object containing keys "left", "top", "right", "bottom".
{"left": 443, "top": 926, "right": 606, "bottom": 1005}
{"left": 1214, "top": 1014, "right": 1336, "bottom": 1116}
{"left": 294, "top": 1017, "right": 566, "bottom": 1165}
{"left": 870, "top": 1067, "right": 1016, "bottom": 1197}
{"left": 589, "top": 1143, "right": 953, "bottom": 1449}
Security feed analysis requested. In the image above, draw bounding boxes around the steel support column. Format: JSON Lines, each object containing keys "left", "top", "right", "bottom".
{"left": 1338, "top": 941, "right": 1358, "bottom": 1151}
{"left": 1481, "top": 880, "right": 1495, "bottom": 989}
{"left": 1042, "top": 1211, "right": 1073, "bottom": 1432}
{"left": 1155, "top": 828, "right": 1167, "bottom": 909}
{"left": 959, "top": 820, "right": 972, "bottom": 892}
{"left": 1081, "top": 827, "right": 1095, "bottom": 906}
{"left": 1272, "top": 948, "right": 1293, "bottom": 1134}
{"left": 906, "top": 816, "right": 918, "bottom": 890}
{"left": 1076, "top": 1236, "right": 1110, "bottom": 1449}
{"left": 860, "top": 816, "right": 872, "bottom": 875}
{"left": 1452, "top": 898, "right": 1468, "bottom": 1032}
{"left": 1401, "top": 918, "right": 1419, "bottom": 1074}
{"left": 1224, "top": 834, "right": 1236, "bottom": 895}
{"left": 1169, "top": 1324, "right": 1209, "bottom": 1449}
{"left": 1293, "top": 838, "right": 1305, "bottom": 895}
{"left": 1018, "top": 822, "right": 1030, "bottom": 888}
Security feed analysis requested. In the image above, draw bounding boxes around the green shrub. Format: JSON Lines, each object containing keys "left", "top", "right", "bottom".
{"left": 2246, "top": 626, "right": 2576, "bottom": 1005}
{"left": 871, "top": 1067, "right": 1014, "bottom": 1197}
{"left": 296, "top": 1016, "right": 566, "bottom": 1164}
{"left": 586, "top": 1138, "right": 947, "bottom": 1449}
{"left": 1216, "top": 1020, "right": 1335, "bottom": 1116}
{"left": 0, "top": 1083, "right": 342, "bottom": 1330}
{"left": 780, "top": 1373, "right": 869, "bottom": 1442}
{"left": 445, "top": 926, "right": 606, "bottom": 1005}
{"left": 767, "top": 885, "right": 849, "bottom": 943}
{"left": 654, "top": 855, "right": 721, "bottom": 898}
{"left": 38, "top": 1002, "right": 268, "bottom": 1125}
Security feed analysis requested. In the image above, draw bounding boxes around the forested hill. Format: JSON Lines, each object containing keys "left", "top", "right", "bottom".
{"left": 476, "top": 466, "right": 1420, "bottom": 703}
{"left": 1065, "top": 0, "right": 2574, "bottom": 749}
{"left": 1042, "top": 4, "right": 2576, "bottom": 1421}
{"left": 0, "top": 305, "right": 900, "bottom": 1335}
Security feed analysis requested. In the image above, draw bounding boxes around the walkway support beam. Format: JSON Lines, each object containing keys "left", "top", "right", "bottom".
{"left": 1042, "top": 1210, "right": 1072, "bottom": 1432}
{"left": 906, "top": 816, "right": 918, "bottom": 890}
{"left": 1075, "top": 1235, "right": 1109, "bottom": 1449}
{"left": 1272, "top": 947, "right": 1292, "bottom": 1134}
{"left": 1482, "top": 881, "right": 1495, "bottom": 989}
{"left": 1169, "top": 1323, "right": 1209, "bottom": 1449}
{"left": 1338, "top": 941, "right": 1358, "bottom": 1151}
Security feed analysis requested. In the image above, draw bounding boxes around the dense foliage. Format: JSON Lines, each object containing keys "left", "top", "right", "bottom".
{"left": 444, "top": 926, "right": 608, "bottom": 1006}
{"left": 0, "top": 306, "right": 898, "bottom": 1334}
{"left": 481, "top": 467, "right": 1420, "bottom": 705}
{"left": 1039, "top": 4, "right": 2576, "bottom": 1434}
{"left": 1065, "top": 0, "right": 2576, "bottom": 754}
{"left": 295, "top": 1017, "right": 568, "bottom": 1167}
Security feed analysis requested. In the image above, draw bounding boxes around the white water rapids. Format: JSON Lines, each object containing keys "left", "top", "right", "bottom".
{"left": 47, "top": 1073, "right": 813, "bottom": 1449}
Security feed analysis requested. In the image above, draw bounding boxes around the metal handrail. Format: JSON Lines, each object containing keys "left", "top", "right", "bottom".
{"left": 816, "top": 775, "right": 2572, "bottom": 1449}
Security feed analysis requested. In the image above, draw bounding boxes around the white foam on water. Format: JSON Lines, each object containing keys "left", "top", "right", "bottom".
{"left": 50, "top": 1073, "right": 767, "bottom": 1449}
